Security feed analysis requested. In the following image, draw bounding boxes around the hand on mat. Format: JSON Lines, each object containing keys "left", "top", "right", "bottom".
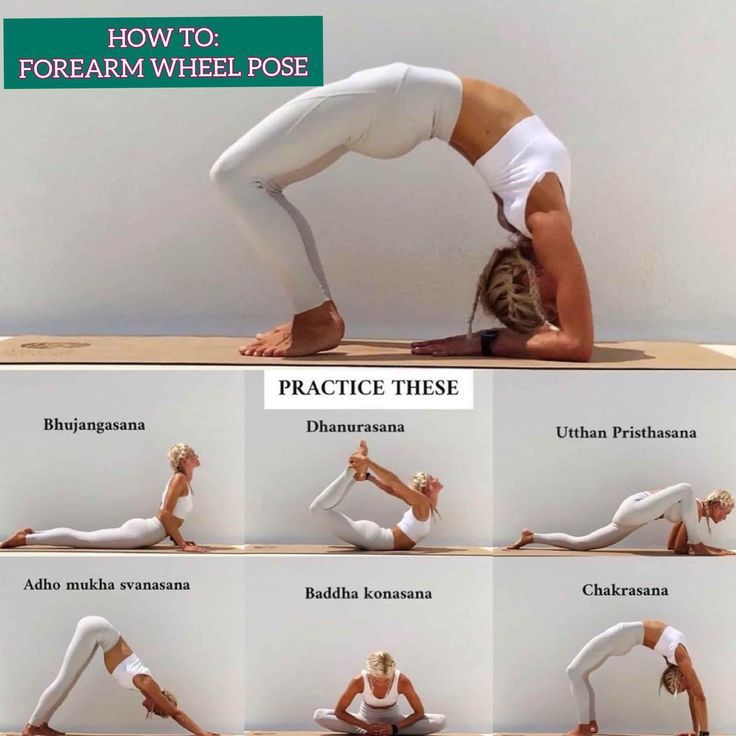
{"left": 411, "top": 332, "right": 482, "bottom": 357}
{"left": 182, "top": 542, "right": 207, "bottom": 553}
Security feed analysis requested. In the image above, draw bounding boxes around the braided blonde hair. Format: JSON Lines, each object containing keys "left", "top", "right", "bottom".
{"left": 366, "top": 651, "right": 396, "bottom": 677}
{"left": 468, "top": 237, "right": 548, "bottom": 335}
{"left": 145, "top": 689, "right": 178, "bottom": 718}
{"left": 167, "top": 443, "right": 193, "bottom": 473}
{"left": 702, "top": 489, "right": 733, "bottom": 532}
{"left": 659, "top": 664, "right": 682, "bottom": 696}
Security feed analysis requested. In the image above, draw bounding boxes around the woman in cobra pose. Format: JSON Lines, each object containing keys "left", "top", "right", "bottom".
{"left": 310, "top": 441, "right": 443, "bottom": 551}
{"left": 507, "top": 483, "right": 733, "bottom": 555}
{"left": 210, "top": 62, "right": 592, "bottom": 361}
{"left": 314, "top": 650, "right": 446, "bottom": 735}
{"left": 565, "top": 620, "right": 708, "bottom": 736}
{"left": 23, "top": 616, "right": 217, "bottom": 736}
{"left": 2, "top": 443, "right": 207, "bottom": 552}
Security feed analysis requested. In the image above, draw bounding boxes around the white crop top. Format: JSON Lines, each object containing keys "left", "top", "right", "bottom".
{"left": 111, "top": 653, "right": 151, "bottom": 690}
{"left": 653, "top": 626, "right": 687, "bottom": 665}
{"left": 474, "top": 115, "right": 571, "bottom": 238}
{"left": 361, "top": 669, "right": 400, "bottom": 707}
{"left": 161, "top": 481, "right": 194, "bottom": 519}
{"left": 396, "top": 507, "right": 432, "bottom": 544}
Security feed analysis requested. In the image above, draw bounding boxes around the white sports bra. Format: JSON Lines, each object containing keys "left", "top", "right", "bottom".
{"left": 111, "top": 653, "right": 151, "bottom": 690}
{"left": 653, "top": 625, "right": 687, "bottom": 665}
{"left": 474, "top": 115, "right": 571, "bottom": 238}
{"left": 396, "top": 507, "right": 432, "bottom": 543}
{"left": 361, "top": 669, "right": 400, "bottom": 707}
{"left": 161, "top": 480, "right": 194, "bottom": 519}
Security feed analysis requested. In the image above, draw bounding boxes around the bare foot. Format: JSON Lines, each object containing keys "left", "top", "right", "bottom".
{"left": 589, "top": 721, "right": 598, "bottom": 734}
{"left": 1, "top": 528, "right": 31, "bottom": 548}
{"left": 506, "top": 529, "right": 534, "bottom": 550}
{"left": 23, "top": 724, "right": 64, "bottom": 736}
{"left": 563, "top": 726, "right": 595, "bottom": 736}
{"left": 241, "top": 301, "right": 345, "bottom": 357}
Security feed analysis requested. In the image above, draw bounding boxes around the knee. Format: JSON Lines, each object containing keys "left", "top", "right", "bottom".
{"left": 566, "top": 661, "right": 582, "bottom": 682}
{"left": 313, "top": 708, "right": 332, "bottom": 726}
{"left": 431, "top": 714, "right": 447, "bottom": 732}
{"left": 209, "top": 148, "right": 271, "bottom": 194}
{"left": 77, "top": 615, "right": 108, "bottom": 631}
{"left": 678, "top": 482, "right": 694, "bottom": 498}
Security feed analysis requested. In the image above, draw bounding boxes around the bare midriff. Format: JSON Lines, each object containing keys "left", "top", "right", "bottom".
{"left": 449, "top": 77, "right": 534, "bottom": 164}
{"left": 390, "top": 526, "right": 417, "bottom": 551}
{"left": 642, "top": 619, "right": 668, "bottom": 649}
{"left": 103, "top": 635, "right": 133, "bottom": 673}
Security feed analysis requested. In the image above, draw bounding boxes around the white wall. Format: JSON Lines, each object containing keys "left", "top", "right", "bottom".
{"left": 493, "top": 557, "right": 736, "bottom": 733}
{"left": 243, "top": 555, "right": 493, "bottom": 731}
{"left": 491, "top": 371, "right": 736, "bottom": 548}
{"left": 0, "top": 371, "right": 246, "bottom": 544}
{"left": 0, "top": 555, "right": 245, "bottom": 734}
{"left": 2, "top": 0, "right": 736, "bottom": 340}
{"left": 244, "top": 372, "right": 492, "bottom": 545}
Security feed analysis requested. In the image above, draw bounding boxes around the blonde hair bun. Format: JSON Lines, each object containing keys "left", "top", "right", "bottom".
{"left": 167, "top": 443, "right": 193, "bottom": 472}
{"left": 366, "top": 651, "right": 396, "bottom": 677}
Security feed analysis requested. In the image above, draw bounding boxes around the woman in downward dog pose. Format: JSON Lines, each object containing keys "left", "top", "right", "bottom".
{"left": 23, "top": 616, "right": 217, "bottom": 736}
{"left": 2, "top": 444, "right": 207, "bottom": 552}
{"left": 508, "top": 483, "right": 733, "bottom": 555}
{"left": 210, "top": 62, "right": 592, "bottom": 361}
{"left": 565, "top": 620, "right": 708, "bottom": 736}
{"left": 310, "top": 441, "right": 443, "bottom": 551}
{"left": 314, "top": 650, "right": 446, "bottom": 735}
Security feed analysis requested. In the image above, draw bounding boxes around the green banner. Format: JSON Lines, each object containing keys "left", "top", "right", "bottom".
{"left": 3, "top": 16, "right": 323, "bottom": 89}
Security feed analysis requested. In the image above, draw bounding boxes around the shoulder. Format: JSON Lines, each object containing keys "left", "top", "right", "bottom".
{"left": 397, "top": 672, "right": 412, "bottom": 690}
{"left": 674, "top": 642, "right": 691, "bottom": 665}
{"left": 349, "top": 674, "right": 365, "bottom": 691}
{"left": 168, "top": 473, "right": 188, "bottom": 492}
{"left": 133, "top": 672, "right": 156, "bottom": 692}
{"left": 527, "top": 209, "right": 571, "bottom": 235}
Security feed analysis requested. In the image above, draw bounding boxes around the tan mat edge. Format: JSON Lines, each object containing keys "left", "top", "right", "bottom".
{"left": 243, "top": 544, "right": 493, "bottom": 556}
{"left": 1, "top": 336, "right": 736, "bottom": 369}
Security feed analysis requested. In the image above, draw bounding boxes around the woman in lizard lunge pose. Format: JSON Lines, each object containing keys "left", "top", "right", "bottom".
{"left": 507, "top": 483, "right": 733, "bottom": 555}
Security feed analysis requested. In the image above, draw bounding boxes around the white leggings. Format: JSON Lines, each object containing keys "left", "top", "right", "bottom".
{"left": 209, "top": 63, "right": 463, "bottom": 314}
{"left": 566, "top": 622, "right": 644, "bottom": 723}
{"left": 310, "top": 467, "right": 395, "bottom": 551}
{"left": 533, "top": 483, "right": 702, "bottom": 550}
{"left": 30, "top": 616, "right": 121, "bottom": 726}
{"left": 26, "top": 516, "right": 167, "bottom": 549}
{"left": 315, "top": 703, "right": 446, "bottom": 735}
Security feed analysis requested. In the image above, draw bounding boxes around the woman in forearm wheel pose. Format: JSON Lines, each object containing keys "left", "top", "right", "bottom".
{"left": 23, "top": 616, "right": 218, "bottom": 736}
{"left": 310, "top": 441, "right": 443, "bottom": 551}
{"left": 507, "top": 484, "right": 733, "bottom": 556}
{"left": 565, "top": 620, "right": 708, "bottom": 736}
{"left": 2, "top": 444, "right": 207, "bottom": 552}
{"left": 210, "top": 62, "right": 592, "bottom": 360}
{"left": 314, "top": 651, "right": 446, "bottom": 735}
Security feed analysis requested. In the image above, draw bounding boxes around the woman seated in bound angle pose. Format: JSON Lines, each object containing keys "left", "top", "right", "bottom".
{"left": 22, "top": 615, "right": 218, "bottom": 736}
{"left": 507, "top": 483, "right": 733, "bottom": 555}
{"left": 310, "top": 441, "right": 443, "bottom": 551}
{"left": 314, "top": 650, "right": 446, "bottom": 735}
{"left": 565, "top": 620, "right": 708, "bottom": 736}
{"left": 2, "top": 443, "right": 207, "bottom": 552}
{"left": 210, "top": 62, "right": 592, "bottom": 360}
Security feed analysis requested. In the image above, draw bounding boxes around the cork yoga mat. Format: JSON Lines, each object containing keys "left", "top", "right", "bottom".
{"left": 490, "top": 548, "right": 736, "bottom": 557}
{"left": 0, "top": 544, "right": 244, "bottom": 554}
{"left": 1, "top": 336, "right": 736, "bottom": 368}
{"left": 242, "top": 544, "right": 493, "bottom": 555}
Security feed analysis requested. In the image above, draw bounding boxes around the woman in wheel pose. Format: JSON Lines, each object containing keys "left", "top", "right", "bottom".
{"left": 508, "top": 483, "right": 733, "bottom": 555}
{"left": 564, "top": 620, "right": 708, "bottom": 736}
{"left": 2, "top": 443, "right": 207, "bottom": 552}
{"left": 22, "top": 615, "right": 218, "bottom": 736}
{"left": 210, "top": 62, "right": 592, "bottom": 361}
{"left": 314, "top": 650, "right": 446, "bottom": 735}
{"left": 310, "top": 441, "right": 443, "bottom": 551}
